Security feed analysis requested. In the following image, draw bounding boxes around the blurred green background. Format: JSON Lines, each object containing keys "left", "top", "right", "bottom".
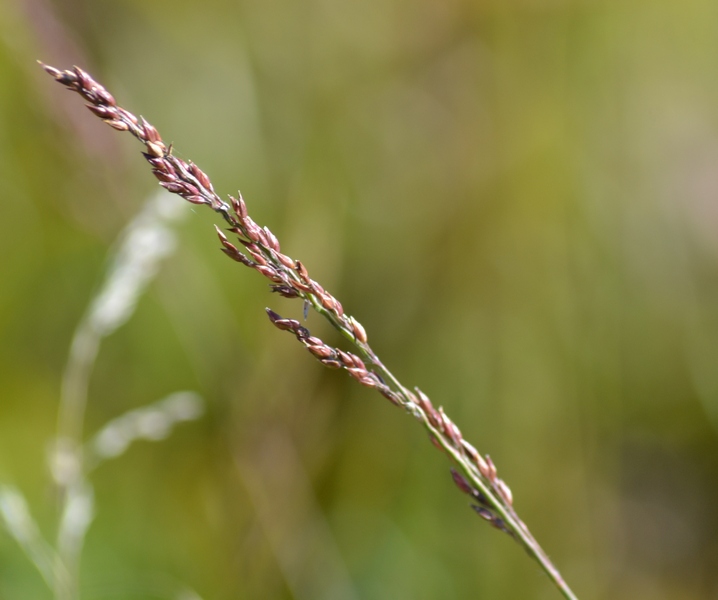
{"left": 2, "top": 0, "right": 718, "bottom": 598}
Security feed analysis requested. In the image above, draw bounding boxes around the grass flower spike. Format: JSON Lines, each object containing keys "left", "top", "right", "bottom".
{"left": 40, "top": 62, "right": 579, "bottom": 600}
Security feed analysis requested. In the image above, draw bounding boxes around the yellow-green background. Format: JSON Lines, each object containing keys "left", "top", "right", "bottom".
{"left": 1, "top": 0, "right": 718, "bottom": 598}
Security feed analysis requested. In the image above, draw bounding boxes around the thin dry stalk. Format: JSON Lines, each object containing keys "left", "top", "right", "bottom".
{"left": 51, "top": 191, "right": 186, "bottom": 600}
{"left": 40, "top": 62, "right": 579, "bottom": 600}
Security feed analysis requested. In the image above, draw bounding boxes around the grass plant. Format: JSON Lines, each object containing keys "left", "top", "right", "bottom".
{"left": 40, "top": 62, "right": 579, "bottom": 600}
{"left": 0, "top": 190, "right": 204, "bottom": 600}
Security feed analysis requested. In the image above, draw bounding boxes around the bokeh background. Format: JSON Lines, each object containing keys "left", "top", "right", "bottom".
{"left": 1, "top": 0, "right": 718, "bottom": 598}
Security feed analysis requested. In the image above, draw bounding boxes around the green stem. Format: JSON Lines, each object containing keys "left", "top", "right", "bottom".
{"left": 308, "top": 297, "right": 578, "bottom": 600}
